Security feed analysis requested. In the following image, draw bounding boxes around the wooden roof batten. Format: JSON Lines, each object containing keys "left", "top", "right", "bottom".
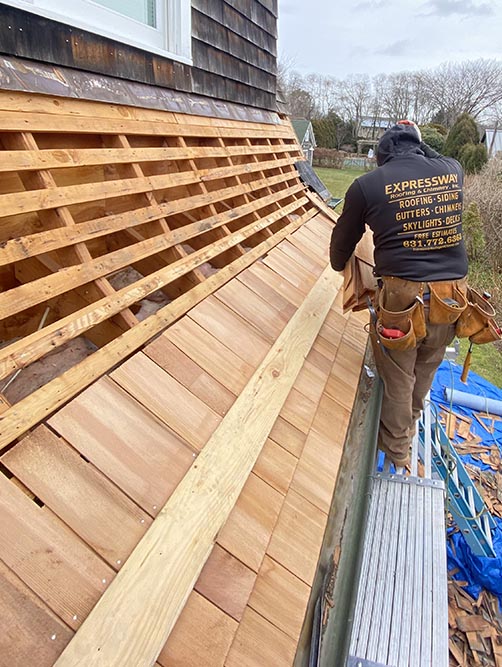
{"left": 0, "top": 90, "right": 308, "bottom": 447}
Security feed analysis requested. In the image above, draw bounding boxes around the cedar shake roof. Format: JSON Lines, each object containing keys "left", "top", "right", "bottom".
{"left": 0, "top": 91, "right": 368, "bottom": 666}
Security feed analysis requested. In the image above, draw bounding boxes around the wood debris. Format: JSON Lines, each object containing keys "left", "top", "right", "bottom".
{"left": 449, "top": 580, "right": 502, "bottom": 666}
{"left": 448, "top": 446, "right": 502, "bottom": 665}
{"left": 438, "top": 407, "right": 502, "bottom": 474}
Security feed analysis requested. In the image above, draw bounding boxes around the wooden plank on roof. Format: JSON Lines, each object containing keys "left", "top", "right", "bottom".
{"left": 157, "top": 591, "right": 237, "bottom": 667}
{"left": 290, "top": 430, "right": 343, "bottom": 514}
{"left": 252, "top": 437, "right": 297, "bottom": 495}
{"left": 0, "top": 560, "right": 74, "bottom": 665}
{"left": 324, "top": 362, "right": 359, "bottom": 411}
{"left": 111, "top": 353, "right": 221, "bottom": 451}
{"left": 247, "top": 554, "right": 311, "bottom": 641}
{"left": 263, "top": 246, "right": 317, "bottom": 294}
{"left": 236, "top": 265, "right": 297, "bottom": 320}
{"left": 280, "top": 387, "right": 318, "bottom": 435}
{"left": 0, "top": 143, "right": 294, "bottom": 173}
{"left": 48, "top": 377, "right": 194, "bottom": 515}
{"left": 214, "top": 279, "right": 288, "bottom": 343}
{"left": 267, "top": 489, "right": 328, "bottom": 585}
{"left": 278, "top": 239, "right": 325, "bottom": 276}
{"left": 1, "top": 425, "right": 151, "bottom": 568}
{"left": 53, "top": 264, "right": 342, "bottom": 667}
{"left": 188, "top": 295, "right": 270, "bottom": 367}
{"left": 0, "top": 111, "right": 291, "bottom": 137}
{"left": 246, "top": 260, "right": 305, "bottom": 307}
{"left": 162, "top": 318, "right": 253, "bottom": 395}
{"left": 195, "top": 544, "right": 256, "bottom": 622}
{"left": 225, "top": 607, "right": 296, "bottom": 667}
{"left": 143, "top": 336, "right": 235, "bottom": 417}
{"left": 0, "top": 472, "right": 113, "bottom": 630}
{"left": 310, "top": 392, "right": 351, "bottom": 445}
{"left": 216, "top": 472, "right": 283, "bottom": 572}
{"left": 293, "top": 360, "right": 331, "bottom": 405}
{"left": 268, "top": 416, "right": 307, "bottom": 458}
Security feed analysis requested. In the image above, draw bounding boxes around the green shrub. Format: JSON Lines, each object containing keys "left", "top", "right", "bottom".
{"left": 459, "top": 143, "right": 488, "bottom": 174}
{"left": 444, "top": 113, "right": 479, "bottom": 160}
{"left": 420, "top": 126, "right": 445, "bottom": 153}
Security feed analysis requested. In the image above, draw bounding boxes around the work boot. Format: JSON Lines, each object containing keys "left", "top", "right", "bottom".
{"left": 377, "top": 440, "right": 411, "bottom": 469}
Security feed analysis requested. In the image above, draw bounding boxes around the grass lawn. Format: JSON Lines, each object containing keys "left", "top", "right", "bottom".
{"left": 313, "top": 169, "right": 502, "bottom": 387}
{"left": 457, "top": 338, "right": 502, "bottom": 388}
{"left": 313, "top": 166, "right": 366, "bottom": 200}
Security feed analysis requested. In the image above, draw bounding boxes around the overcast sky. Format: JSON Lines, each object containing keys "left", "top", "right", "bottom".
{"left": 278, "top": 0, "right": 502, "bottom": 78}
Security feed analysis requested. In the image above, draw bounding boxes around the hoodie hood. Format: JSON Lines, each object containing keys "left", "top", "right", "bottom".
{"left": 376, "top": 123, "right": 423, "bottom": 166}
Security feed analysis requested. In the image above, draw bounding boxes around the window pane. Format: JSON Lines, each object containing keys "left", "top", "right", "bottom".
{"left": 92, "top": 0, "right": 156, "bottom": 27}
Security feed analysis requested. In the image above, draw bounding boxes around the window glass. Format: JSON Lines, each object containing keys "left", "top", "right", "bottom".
{"left": 93, "top": 0, "right": 157, "bottom": 28}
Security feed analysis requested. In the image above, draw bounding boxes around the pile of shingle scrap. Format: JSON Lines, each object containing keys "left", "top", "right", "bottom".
{"left": 448, "top": 575, "right": 502, "bottom": 666}
{"left": 447, "top": 423, "right": 502, "bottom": 665}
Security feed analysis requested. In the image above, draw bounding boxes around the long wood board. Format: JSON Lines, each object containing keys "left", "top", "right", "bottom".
{"left": 53, "top": 264, "right": 342, "bottom": 666}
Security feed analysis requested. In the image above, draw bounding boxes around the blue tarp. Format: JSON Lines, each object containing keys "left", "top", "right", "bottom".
{"left": 431, "top": 360, "right": 502, "bottom": 604}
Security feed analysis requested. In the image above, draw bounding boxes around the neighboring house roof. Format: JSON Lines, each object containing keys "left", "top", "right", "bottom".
{"left": 292, "top": 118, "right": 317, "bottom": 147}
{"left": 482, "top": 128, "right": 502, "bottom": 156}
{"left": 360, "top": 117, "right": 393, "bottom": 129}
{"left": 0, "top": 90, "right": 368, "bottom": 666}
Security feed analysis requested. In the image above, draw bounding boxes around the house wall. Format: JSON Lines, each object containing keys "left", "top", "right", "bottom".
{"left": 0, "top": 1, "right": 278, "bottom": 111}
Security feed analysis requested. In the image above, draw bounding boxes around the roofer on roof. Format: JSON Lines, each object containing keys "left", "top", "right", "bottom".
{"left": 330, "top": 121, "right": 469, "bottom": 467}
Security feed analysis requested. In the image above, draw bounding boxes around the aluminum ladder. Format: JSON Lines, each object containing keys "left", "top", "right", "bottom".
{"left": 347, "top": 400, "right": 448, "bottom": 667}
{"left": 418, "top": 402, "right": 495, "bottom": 558}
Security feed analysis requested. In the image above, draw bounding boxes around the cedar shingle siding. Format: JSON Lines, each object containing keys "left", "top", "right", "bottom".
{"left": 0, "top": 1, "right": 278, "bottom": 110}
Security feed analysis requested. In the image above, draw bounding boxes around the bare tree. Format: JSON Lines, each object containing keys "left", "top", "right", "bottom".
{"left": 277, "top": 62, "right": 318, "bottom": 119}
{"left": 303, "top": 73, "right": 339, "bottom": 117}
{"left": 278, "top": 57, "right": 502, "bottom": 131}
{"left": 338, "top": 74, "right": 372, "bottom": 137}
{"left": 422, "top": 59, "right": 502, "bottom": 127}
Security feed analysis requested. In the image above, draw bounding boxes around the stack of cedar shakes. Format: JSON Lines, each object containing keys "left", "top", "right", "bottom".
{"left": 0, "top": 90, "right": 369, "bottom": 666}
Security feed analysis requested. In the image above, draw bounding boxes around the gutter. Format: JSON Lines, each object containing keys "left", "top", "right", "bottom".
{"left": 295, "top": 346, "right": 383, "bottom": 666}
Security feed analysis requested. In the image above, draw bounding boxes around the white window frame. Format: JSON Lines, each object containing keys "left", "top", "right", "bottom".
{"left": 3, "top": 0, "right": 192, "bottom": 64}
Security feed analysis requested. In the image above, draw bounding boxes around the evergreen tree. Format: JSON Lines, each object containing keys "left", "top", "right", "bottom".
{"left": 443, "top": 113, "right": 488, "bottom": 174}
{"left": 443, "top": 113, "right": 479, "bottom": 160}
{"left": 312, "top": 112, "right": 353, "bottom": 149}
{"left": 420, "top": 126, "right": 445, "bottom": 153}
{"left": 460, "top": 143, "right": 488, "bottom": 174}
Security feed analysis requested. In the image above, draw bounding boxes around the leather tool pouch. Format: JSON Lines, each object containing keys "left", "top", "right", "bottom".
{"left": 376, "top": 287, "right": 425, "bottom": 351}
{"left": 456, "top": 288, "right": 496, "bottom": 339}
{"left": 428, "top": 281, "right": 467, "bottom": 325}
{"left": 469, "top": 319, "right": 502, "bottom": 344}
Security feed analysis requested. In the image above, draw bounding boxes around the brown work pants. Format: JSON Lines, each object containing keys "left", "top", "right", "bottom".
{"left": 370, "top": 276, "right": 466, "bottom": 461}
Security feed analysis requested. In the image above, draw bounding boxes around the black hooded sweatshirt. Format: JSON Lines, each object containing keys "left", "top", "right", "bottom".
{"left": 329, "top": 124, "right": 468, "bottom": 281}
